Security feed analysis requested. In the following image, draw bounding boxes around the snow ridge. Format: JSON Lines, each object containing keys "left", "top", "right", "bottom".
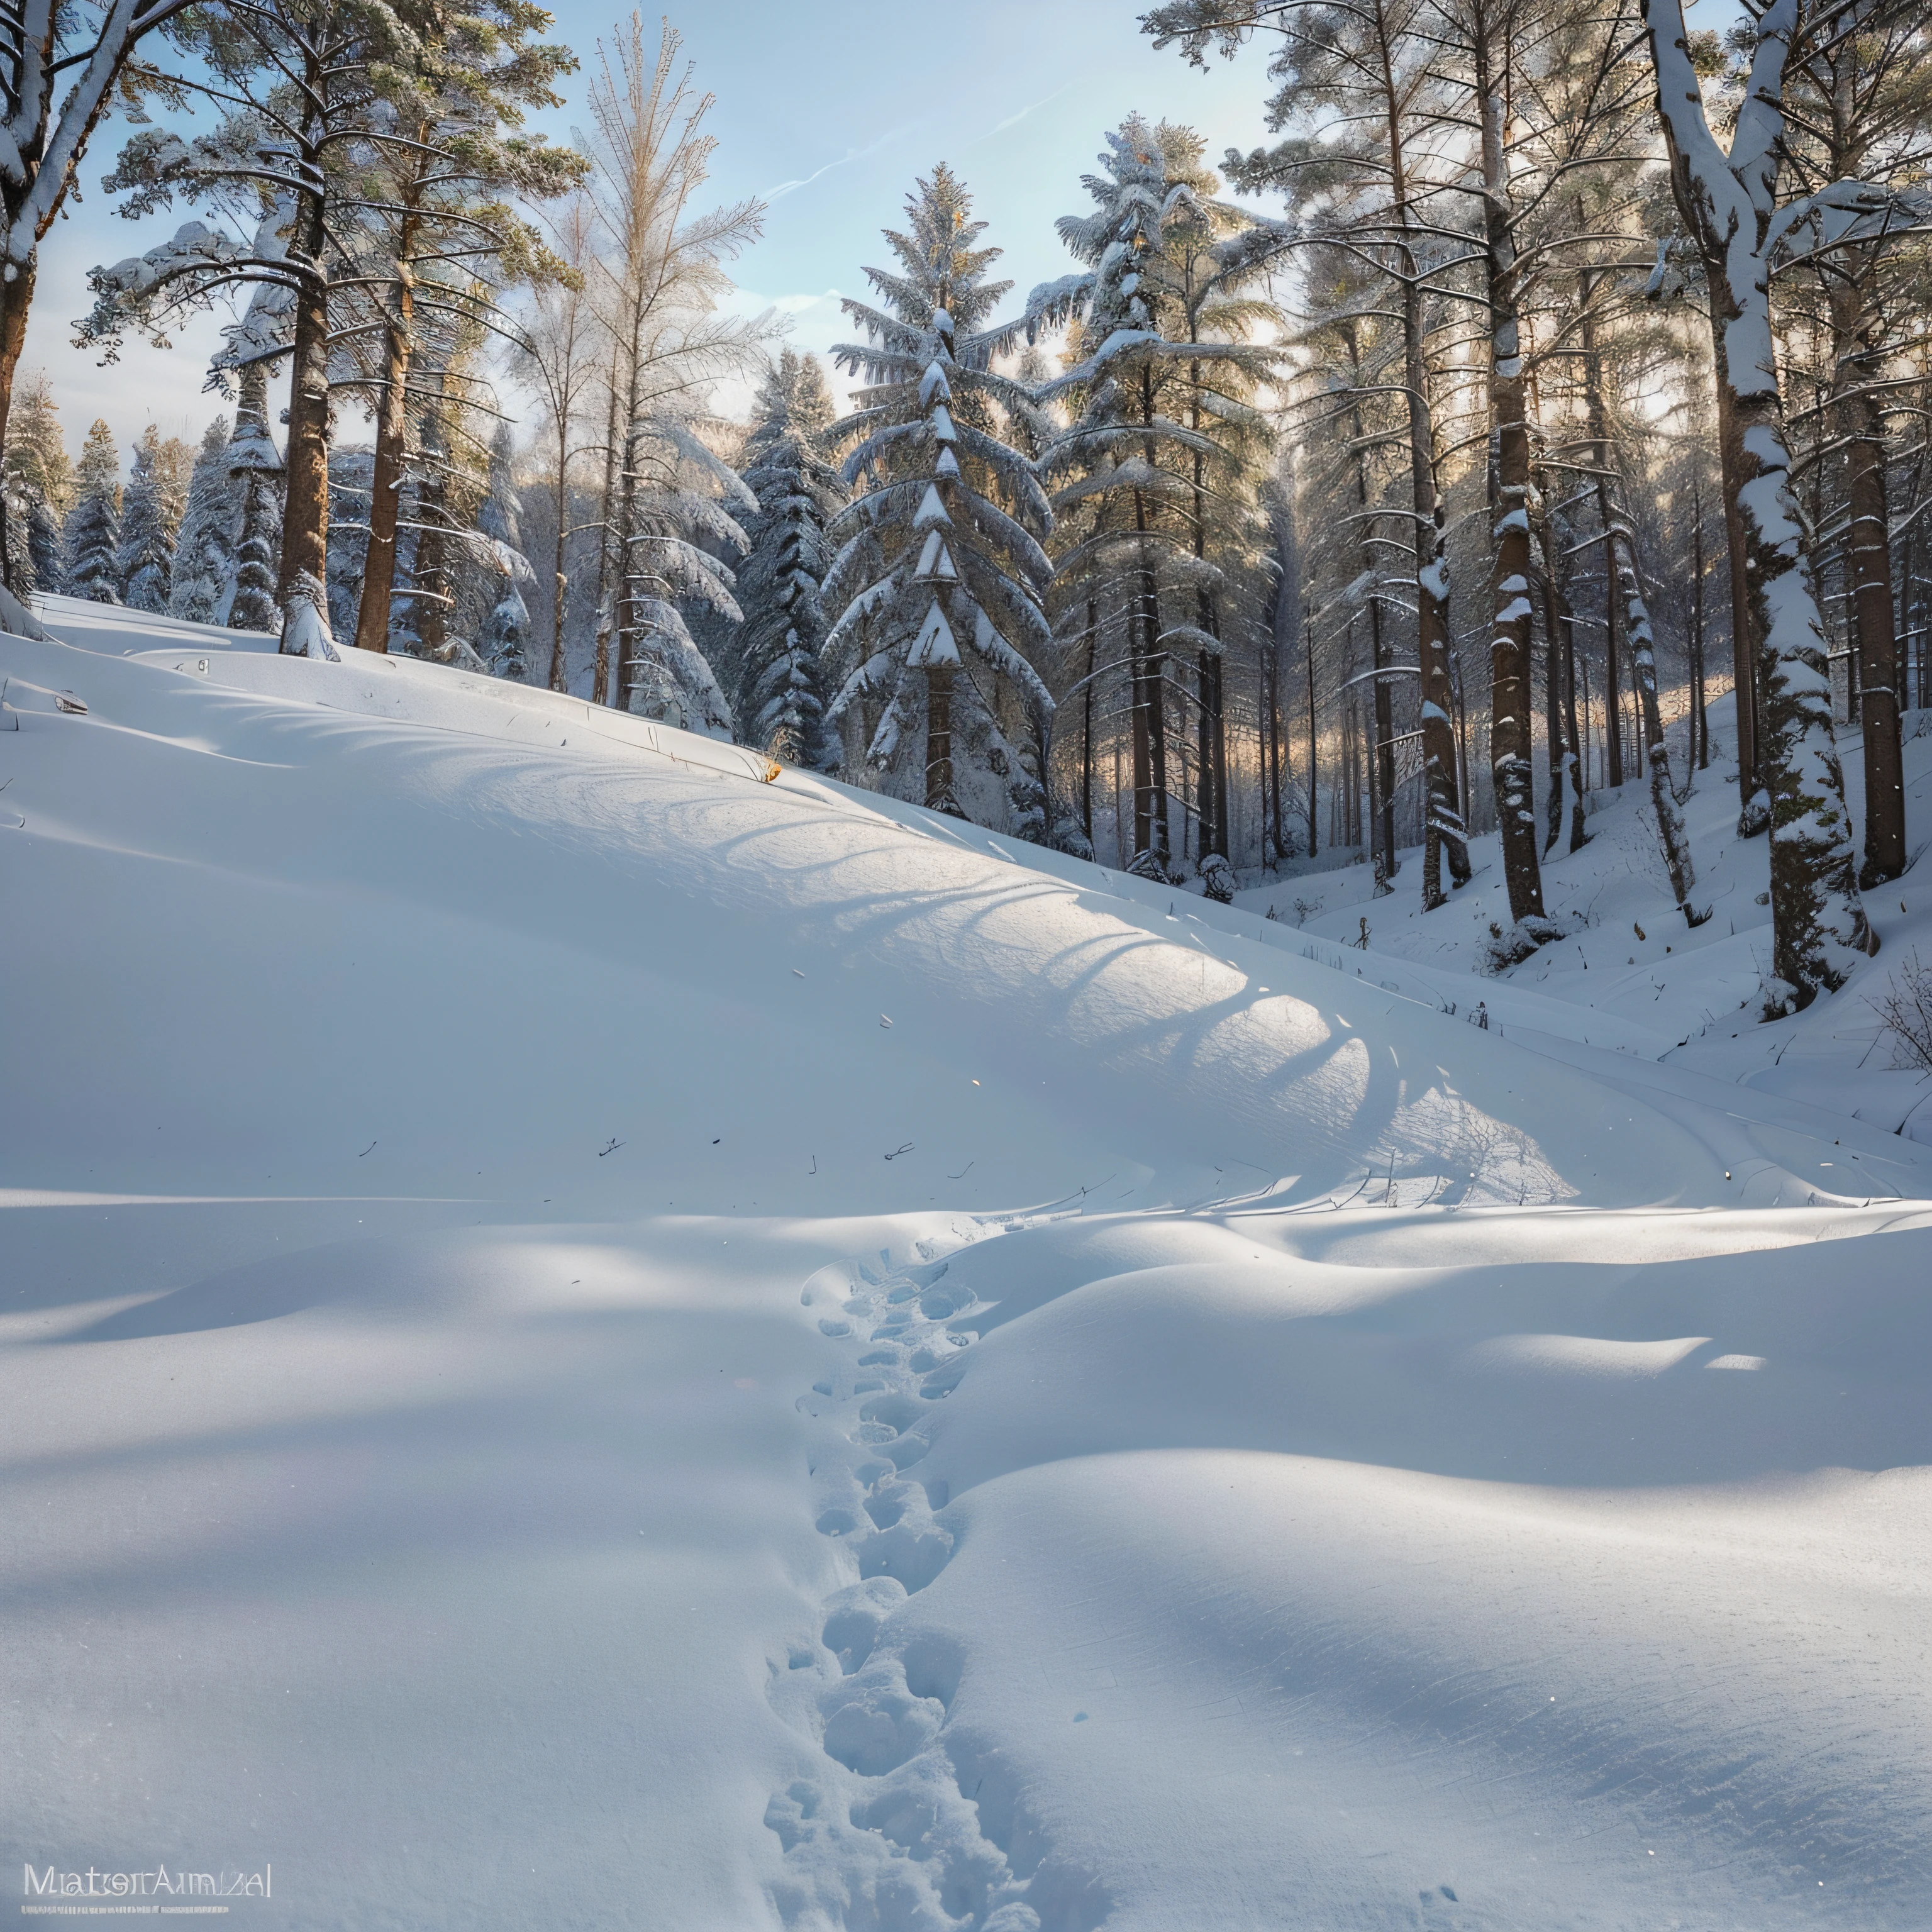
{"left": 767, "top": 1231, "right": 1087, "bottom": 1932}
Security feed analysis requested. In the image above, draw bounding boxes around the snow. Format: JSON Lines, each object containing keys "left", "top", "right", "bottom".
{"left": 4, "top": 602, "right": 1931, "bottom": 1928}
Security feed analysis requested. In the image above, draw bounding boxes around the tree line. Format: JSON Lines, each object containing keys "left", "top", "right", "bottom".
{"left": 3, "top": 0, "right": 1926, "bottom": 1014}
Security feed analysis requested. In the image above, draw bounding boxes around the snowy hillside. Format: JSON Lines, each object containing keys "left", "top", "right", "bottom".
{"left": 4, "top": 603, "right": 1929, "bottom": 1930}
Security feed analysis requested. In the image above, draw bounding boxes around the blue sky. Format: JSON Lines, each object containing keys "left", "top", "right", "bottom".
{"left": 26, "top": 1, "right": 1279, "bottom": 458}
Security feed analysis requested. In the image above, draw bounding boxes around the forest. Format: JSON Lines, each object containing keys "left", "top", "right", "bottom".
{"left": 7, "top": 0, "right": 1928, "bottom": 1013}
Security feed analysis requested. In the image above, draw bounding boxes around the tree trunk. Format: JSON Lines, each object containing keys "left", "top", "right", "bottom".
{"left": 1563, "top": 574, "right": 1588, "bottom": 849}
{"left": 1081, "top": 611, "right": 1096, "bottom": 845}
{"left": 1480, "top": 82, "right": 1546, "bottom": 924}
{"left": 1643, "top": 0, "right": 1872, "bottom": 1004}
{"left": 0, "top": 258, "right": 38, "bottom": 598}
{"left": 1829, "top": 277, "right": 1906, "bottom": 886}
{"left": 352, "top": 277, "right": 413, "bottom": 656}
{"left": 926, "top": 663, "right": 957, "bottom": 812}
{"left": 1689, "top": 472, "right": 1709, "bottom": 769}
{"left": 1375, "top": 9, "right": 1467, "bottom": 907}
{"left": 1305, "top": 611, "right": 1319, "bottom": 857}
{"left": 1536, "top": 493, "right": 1574, "bottom": 853}
{"left": 275, "top": 258, "right": 332, "bottom": 634}
{"left": 410, "top": 396, "right": 450, "bottom": 659}
{"left": 1611, "top": 517, "right": 1703, "bottom": 921}
{"left": 548, "top": 420, "right": 570, "bottom": 692}
{"left": 274, "top": 35, "right": 333, "bottom": 641}
{"left": 592, "top": 379, "right": 623, "bottom": 707}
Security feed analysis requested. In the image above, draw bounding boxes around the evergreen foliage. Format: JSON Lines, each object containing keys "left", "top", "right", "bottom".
{"left": 61, "top": 419, "right": 123, "bottom": 603}
{"left": 169, "top": 417, "right": 235, "bottom": 623}
{"left": 4, "top": 372, "right": 69, "bottom": 597}
{"left": 224, "top": 366, "right": 284, "bottom": 633}
{"left": 116, "top": 425, "right": 186, "bottom": 612}
{"left": 735, "top": 350, "right": 843, "bottom": 767}
{"left": 1029, "top": 117, "right": 1278, "bottom": 877}
{"left": 826, "top": 165, "right": 1054, "bottom": 826}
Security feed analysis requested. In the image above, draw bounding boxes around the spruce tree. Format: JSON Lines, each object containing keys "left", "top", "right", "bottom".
{"left": 3, "top": 372, "right": 69, "bottom": 597}
{"left": 223, "top": 367, "right": 284, "bottom": 632}
{"left": 169, "top": 418, "right": 235, "bottom": 622}
{"left": 60, "top": 420, "right": 123, "bottom": 603}
{"left": 735, "top": 350, "right": 842, "bottom": 768}
{"left": 825, "top": 165, "right": 1054, "bottom": 823}
{"left": 117, "top": 425, "right": 182, "bottom": 612}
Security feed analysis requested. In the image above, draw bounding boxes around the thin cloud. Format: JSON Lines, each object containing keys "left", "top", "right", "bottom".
{"left": 964, "top": 82, "right": 1076, "bottom": 148}
{"left": 765, "top": 127, "right": 909, "bottom": 203}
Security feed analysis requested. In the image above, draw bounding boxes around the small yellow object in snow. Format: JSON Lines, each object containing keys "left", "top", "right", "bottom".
{"left": 1633, "top": 921, "right": 1646, "bottom": 941}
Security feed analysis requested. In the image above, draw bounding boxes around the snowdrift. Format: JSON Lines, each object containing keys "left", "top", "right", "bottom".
{"left": 3, "top": 603, "right": 1928, "bottom": 1930}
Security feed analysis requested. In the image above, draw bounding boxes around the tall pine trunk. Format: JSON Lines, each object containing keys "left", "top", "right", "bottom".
{"left": 1374, "top": 6, "right": 1467, "bottom": 906}
{"left": 275, "top": 31, "right": 333, "bottom": 643}
{"left": 352, "top": 184, "right": 423, "bottom": 657}
{"left": 1609, "top": 517, "right": 1702, "bottom": 921}
{"left": 1829, "top": 275, "right": 1905, "bottom": 886}
{"left": 1479, "top": 79, "right": 1545, "bottom": 924}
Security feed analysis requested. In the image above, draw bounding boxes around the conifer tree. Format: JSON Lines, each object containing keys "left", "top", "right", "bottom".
{"left": 169, "top": 418, "right": 236, "bottom": 623}
{"left": 4, "top": 372, "right": 69, "bottom": 597}
{"left": 60, "top": 420, "right": 123, "bottom": 603}
{"left": 735, "top": 349, "right": 842, "bottom": 767}
{"left": 826, "top": 165, "right": 1054, "bottom": 823}
{"left": 223, "top": 367, "right": 284, "bottom": 633}
{"left": 476, "top": 424, "right": 533, "bottom": 680}
{"left": 117, "top": 425, "right": 181, "bottom": 612}
{"left": 1028, "top": 119, "right": 1277, "bottom": 877}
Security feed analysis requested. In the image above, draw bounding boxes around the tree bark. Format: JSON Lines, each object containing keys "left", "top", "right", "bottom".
{"left": 352, "top": 266, "right": 413, "bottom": 656}
{"left": 351, "top": 175, "right": 424, "bottom": 656}
{"left": 1645, "top": 0, "right": 1873, "bottom": 1004}
{"left": 0, "top": 259, "right": 38, "bottom": 597}
{"left": 926, "top": 662, "right": 957, "bottom": 812}
{"left": 1610, "top": 516, "right": 1703, "bottom": 921}
{"left": 1480, "top": 80, "right": 1546, "bottom": 924}
{"left": 1374, "top": 4, "right": 1467, "bottom": 907}
{"left": 274, "top": 30, "right": 333, "bottom": 638}
{"left": 1829, "top": 276, "right": 1906, "bottom": 886}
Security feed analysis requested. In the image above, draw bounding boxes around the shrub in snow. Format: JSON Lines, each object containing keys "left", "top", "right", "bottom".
{"left": 1868, "top": 950, "right": 1932, "bottom": 1072}
{"left": 1199, "top": 852, "right": 1236, "bottom": 903}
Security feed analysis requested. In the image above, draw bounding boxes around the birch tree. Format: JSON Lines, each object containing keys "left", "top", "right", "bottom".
{"left": 1643, "top": 0, "right": 1876, "bottom": 1006}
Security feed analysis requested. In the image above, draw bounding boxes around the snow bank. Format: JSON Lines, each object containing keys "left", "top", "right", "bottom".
{"left": 4, "top": 609, "right": 1929, "bottom": 1929}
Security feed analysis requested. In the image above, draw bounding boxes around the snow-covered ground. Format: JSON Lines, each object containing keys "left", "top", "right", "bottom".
{"left": 4, "top": 600, "right": 1928, "bottom": 1929}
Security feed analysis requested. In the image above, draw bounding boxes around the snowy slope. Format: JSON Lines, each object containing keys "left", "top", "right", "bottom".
{"left": 3, "top": 605, "right": 1929, "bottom": 1930}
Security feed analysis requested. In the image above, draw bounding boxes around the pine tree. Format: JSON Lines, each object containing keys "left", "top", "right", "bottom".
{"left": 169, "top": 418, "right": 235, "bottom": 622}
{"left": 476, "top": 423, "right": 533, "bottom": 680}
{"left": 60, "top": 420, "right": 122, "bottom": 603}
{"left": 3, "top": 372, "right": 69, "bottom": 597}
{"left": 825, "top": 165, "right": 1054, "bottom": 823}
{"left": 117, "top": 425, "right": 181, "bottom": 611}
{"left": 1029, "top": 119, "right": 1277, "bottom": 877}
{"left": 223, "top": 366, "right": 283, "bottom": 633}
{"left": 735, "top": 350, "right": 842, "bottom": 767}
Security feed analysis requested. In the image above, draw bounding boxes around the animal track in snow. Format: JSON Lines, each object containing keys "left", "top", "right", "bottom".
{"left": 765, "top": 1231, "right": 1065, "bottom": 1932}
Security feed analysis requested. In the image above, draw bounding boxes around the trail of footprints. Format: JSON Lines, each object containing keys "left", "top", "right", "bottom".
{"left": 764, "top": 1232, "right": 1055, "bottom": 1932}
